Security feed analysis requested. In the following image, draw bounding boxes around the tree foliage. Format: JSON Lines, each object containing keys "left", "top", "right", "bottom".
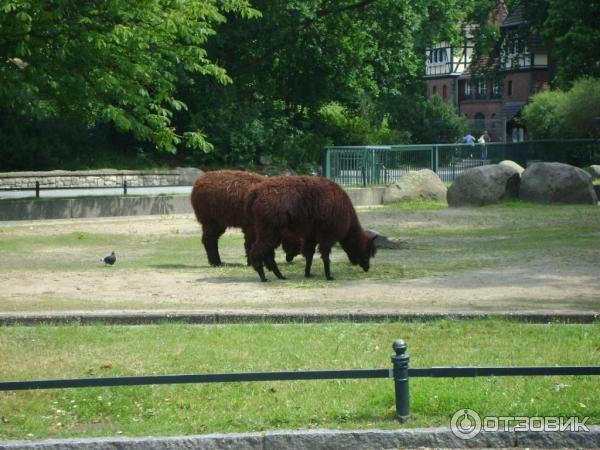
{"left": 0, "top": 0, "right": 259, "bottom": 152}
{"left": 174, "top": 0, "right": 471, "bottom": 167}
{"left": 0, "top": 0, "right": 485, "bottom": 170}
{"left": 522, "top": 78, "right": 600, "bottom": 139}
{"left": 541, "top": 0, "right": 600, "bottom": 87}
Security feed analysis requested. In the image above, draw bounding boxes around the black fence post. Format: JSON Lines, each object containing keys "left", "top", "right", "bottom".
{"left": 35, "top": 181, "right": 40, "bottom": 199}
{"left": 123, "top": 180, "right": 127, "bottom": 196}
{"left": 391, "top": 339, "right": 410, "bottom": 422}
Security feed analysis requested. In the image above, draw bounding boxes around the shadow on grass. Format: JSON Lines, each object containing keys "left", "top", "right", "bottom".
{"left": 197, "top": 276, "right": 259, "bottom": 284}
{"left": 149, "top": 264, "right": 206, "bottom": 270}
{"left": 150, "top": 263, "right": 249, "bottom": 270}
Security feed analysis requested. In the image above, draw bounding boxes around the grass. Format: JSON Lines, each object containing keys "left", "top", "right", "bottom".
{"left": 0, "top": 320, "right": 598, "bottom": 440}
{"left": 0, "top": 201, "right": 598, "bottom": 280}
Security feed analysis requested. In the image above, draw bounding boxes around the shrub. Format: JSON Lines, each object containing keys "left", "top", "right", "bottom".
{"left": 522, "top": 77, "right": 600, "bottom": 139}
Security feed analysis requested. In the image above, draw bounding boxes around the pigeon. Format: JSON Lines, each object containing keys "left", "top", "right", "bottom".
{"left": 103, "top": 251, "right": 116, "bottom": 266}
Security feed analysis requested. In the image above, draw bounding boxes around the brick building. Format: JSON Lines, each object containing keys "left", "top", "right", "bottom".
{"left": 425, "top": 3, "right": 550, "bottom": 142}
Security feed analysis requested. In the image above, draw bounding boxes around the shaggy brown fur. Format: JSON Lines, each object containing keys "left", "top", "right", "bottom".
{"left": 191, "top": 170, "right": 300, "bottom": 266}
{"left": 245, "top": 176, "right": 377, "bottom": 281}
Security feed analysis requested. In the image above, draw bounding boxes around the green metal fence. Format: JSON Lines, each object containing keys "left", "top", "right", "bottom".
{"left": 323, "top": 139, "right": 600, "bottom": 185}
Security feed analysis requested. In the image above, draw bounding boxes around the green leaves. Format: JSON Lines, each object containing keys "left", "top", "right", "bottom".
{"left": 0, "top": 0, "right": 259, "bottom": 152}
{"left": 522, "top": 77, "right": 600, "bottom": 139}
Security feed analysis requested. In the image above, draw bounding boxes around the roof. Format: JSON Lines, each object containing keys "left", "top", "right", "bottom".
{"left": 496, "top": 101, "right": 526, "bottom": 121}
{"left": 502, "top": 3, "right": 526, "bottom": 28}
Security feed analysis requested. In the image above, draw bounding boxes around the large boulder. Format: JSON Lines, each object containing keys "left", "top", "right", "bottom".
{"left": 520, "top": 162, "right": 598, "bottom": 204}
{"left": 175, "top": 167, "right": 204, "bottom": 185}
{"left": 588, "top": 164, "right": 600, "bottom": 179}
{"left": 499, "top": 160, "right": 525, "bottom": 175}
{"left": 447, "top": 164, "right": 520, "bottom": 207}
{"left": 382, "top": 169, "right": 447, "bottom": 204}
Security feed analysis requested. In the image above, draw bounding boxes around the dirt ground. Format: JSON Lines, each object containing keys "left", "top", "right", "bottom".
{"left": 1, "top": 211, "right": 598, "bottom": 318}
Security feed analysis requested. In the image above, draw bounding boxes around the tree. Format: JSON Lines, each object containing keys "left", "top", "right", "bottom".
{"left": 522, "top": 77, "right": 600, "bottom": 139}
{"left": 540, "top": 0, "right": 600, "bottom": 87}
{"left": 175, "top": 0, "right": 474, "bottom": 166}
{"left": 411, "top": 95, "right": 468, "bottom": 144}
{"left": 0, "top": 0, "right": 259, "bottom": 152}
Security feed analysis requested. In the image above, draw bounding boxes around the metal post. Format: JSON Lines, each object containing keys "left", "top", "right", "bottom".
{"left": 123, "top": 180, "right": 127, "bottom": 196}
{"left": 391, "top": 339, "right": 410, "bottom": 422}
{"left": 323, "top": 147, "right": 331, "bottom": 179}
{"left": 35, "top": 181, "right": 40, "bottom": 199}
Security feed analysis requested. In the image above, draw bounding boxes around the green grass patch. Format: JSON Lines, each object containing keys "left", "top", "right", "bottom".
{"left": 0, "top": 203, "right": 598, "bottom": 283}
{"left": 0, "top": 321, "right": 598, "bottom": 439}
{"left": 379, "top": 200, "right": 448, "bottom": 210}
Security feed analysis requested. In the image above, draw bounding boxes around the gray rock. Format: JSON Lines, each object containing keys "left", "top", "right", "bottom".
{"left": 588, "top": 164, "right": 600, "bottom": 179}
{"left": 258, "top": 154, "right": 272, "bottom": 166}
{"left": 382, "top": 169, "right": 447, "bottom": 204}
{"left": 370, "top": 232, "right": 408, "bottom": 250}
{"left": 520, "top": 162, "right": 598, "bottom": 204}
{"left": 447, "top": 164, "right": 520, "bottom": 207}
{"left": 175, "top": 167, "right": 204, "bottom": 186}
{"left": 499, "top": 159, "right": 525, "bottom": 175}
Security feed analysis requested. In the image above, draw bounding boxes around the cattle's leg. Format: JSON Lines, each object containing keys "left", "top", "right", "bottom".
{"left": 242, "top": 226, "right": 255, "bottom": 266}
{"left": 302, "top": 239, "right": 317, "bottom": 278}
{"left": 201, "top": 222, "right": 226, "bottom": 266}
{"left": 249, "top": 230, "right": 282, "bottom": 282}
{"left": 265, "top": 249, "right": 286, "bottom": 280}
{"left": 319, "top": 240, "right": 336, "bottom": 281}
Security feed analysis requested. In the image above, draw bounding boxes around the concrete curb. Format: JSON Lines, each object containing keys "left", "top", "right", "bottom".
{"left": 1, "top": 312, "right": 598, "bottom": 326}
{"left": 2, "top": 427, "right": 600, "bottom": 449}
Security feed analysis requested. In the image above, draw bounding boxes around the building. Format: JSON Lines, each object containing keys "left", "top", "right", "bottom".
{"left": 425, "top": 3, "right": 549, "bottom": 142}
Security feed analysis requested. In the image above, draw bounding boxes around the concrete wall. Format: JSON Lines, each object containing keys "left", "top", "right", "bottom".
{"left": 0, "top": 168, "right": 204, "bottom": 190}
{"left": 0, "top": 188, "right": 385, "bottom": 221}
{"left": 0, "top": 195, "right": 193, "bottom": 221}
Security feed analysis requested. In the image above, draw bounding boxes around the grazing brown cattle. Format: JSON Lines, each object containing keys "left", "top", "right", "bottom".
{"left": 191, "top": 170, "right": 301, "bottom": 266}
{"left": 245, "top": 176, "right": 377, "bottom": 281}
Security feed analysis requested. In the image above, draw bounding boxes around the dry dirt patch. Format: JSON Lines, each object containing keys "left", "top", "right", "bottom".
{"left": 0, "top": 212, "right": 598, "bottom": 317}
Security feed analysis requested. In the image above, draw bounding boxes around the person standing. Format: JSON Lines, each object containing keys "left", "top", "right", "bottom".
{"left": 478, "top": 130, "right": 491, "bottom": 158}
{"left": 462, "top": 133, "right": 476, "bottom": 145}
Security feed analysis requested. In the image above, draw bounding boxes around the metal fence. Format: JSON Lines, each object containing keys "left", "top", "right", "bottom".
{"left": 323, "top": 139, "right": 600, "bottom": 185}
{"left": 1, "top": 339, "right": 599, "bottom": 422}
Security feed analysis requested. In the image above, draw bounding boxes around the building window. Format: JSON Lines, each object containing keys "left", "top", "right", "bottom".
{"left": 429, "top": 48, "right": 447, "bottom": 65}
{"left": 464, "top": 81, "right": 471, "bottom": 97}
{"left": 442, "top": 84, "right": 447, "bottom": 99}
{"left": 432, "top": 86, "right": 437, "bottom": 96}
{"left": 474, "top": 112, "right": 485, "bottom": 120}
{"left": 477, "top": 79, "right": 487, "bottom": 97}
{"left": 492, "top": 80, "right": 501, "bottom": 97}
{"left": 507, "top": 80, "right": 513, "bottom": 96}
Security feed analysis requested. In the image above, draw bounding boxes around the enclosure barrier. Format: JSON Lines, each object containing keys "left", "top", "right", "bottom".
{"left": 0, "top": 180, "right": 185, "bottom": 198}
{"left": 1, "top": 340, "right": 599, "bottom": 422}
{"left": 323, "top": 139, "right": 600, "bottom": 185}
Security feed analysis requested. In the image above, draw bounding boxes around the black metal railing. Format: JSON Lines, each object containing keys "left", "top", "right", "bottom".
{"left": 1, "top": 340, "right": 599, "bottom": 422}
{"left": 0, "top": 180, "right": 186, "bottom": 199}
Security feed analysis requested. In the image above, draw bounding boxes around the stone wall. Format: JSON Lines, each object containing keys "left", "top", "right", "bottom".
{"left": 0, "top": 169, "right": 187, "bottom": 190}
